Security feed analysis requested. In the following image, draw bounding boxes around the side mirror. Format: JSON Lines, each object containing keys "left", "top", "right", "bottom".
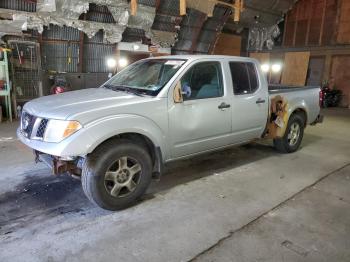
{"left": 173, "top": 82, "right": 183, "bottom": 103}
{"left": 181, "top": 83, "right": 192, "bottom": 98}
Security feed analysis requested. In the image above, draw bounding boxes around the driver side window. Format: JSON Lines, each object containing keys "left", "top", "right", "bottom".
{"left": 180, "top": 62, "right": 223, "bottom": 100}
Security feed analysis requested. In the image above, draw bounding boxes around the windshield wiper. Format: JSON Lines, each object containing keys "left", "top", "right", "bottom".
{"left": 104, "top": 84, "right": 144, "bottom": 97}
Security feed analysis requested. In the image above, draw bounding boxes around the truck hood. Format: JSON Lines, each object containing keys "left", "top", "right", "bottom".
{"left": 24, "top": 88, "right": 152, "bottom": 121}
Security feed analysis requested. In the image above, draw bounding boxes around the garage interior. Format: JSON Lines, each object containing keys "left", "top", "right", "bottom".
{"left": 0, "top": 0, "right": 350, "bottom": 261}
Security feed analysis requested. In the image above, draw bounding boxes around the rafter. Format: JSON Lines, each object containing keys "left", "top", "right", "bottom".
{"left": 130, "top": 0, "right": 138, "bottom": 16}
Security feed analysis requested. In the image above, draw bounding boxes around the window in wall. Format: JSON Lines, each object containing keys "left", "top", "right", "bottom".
{"left": 181, "top": 62, "right": 223, "bottom": 100}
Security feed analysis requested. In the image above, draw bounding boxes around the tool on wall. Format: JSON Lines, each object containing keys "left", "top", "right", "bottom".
{"left": 67, "top": 43, "right": 72, "bottom": 64}
{"left": 15, "top": 43, "right": 23, "bottom": 65}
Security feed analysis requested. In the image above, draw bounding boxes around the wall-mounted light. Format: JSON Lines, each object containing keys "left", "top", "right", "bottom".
{"left": 261, "top": 63, "right": 270, "bottom": 73}
{"left": 118, "top": 58, "right": 128, "bottom": 68}
{"left": 271, "top": 63, "right": 282, "bottom": 73}
{"left": 133, "top": 44, "right": 140, "bottom": 51}
{"left": 106, "top": 57, "right": 117, "bottom": 69}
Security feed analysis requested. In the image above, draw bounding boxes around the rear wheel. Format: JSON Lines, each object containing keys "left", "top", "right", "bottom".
{"left": 82, "top": 139, "right": 152, "bottom": 210}
{"left": 273, "top": 113, "right": 305, "bottom": 153}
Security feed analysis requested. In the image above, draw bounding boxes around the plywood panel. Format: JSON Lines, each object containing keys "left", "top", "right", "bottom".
{"left": 330, "top": 55, "right": 350, "bottom": 107}
{"left": 337, "top": 0, "right": 350, "bottom": 44}
{"left": 281, "top": 52, "right": 310, "bottom": 86}
{"left": 249, "top": 52, "right": 270, "bottom": 65}
{"left": 213, "top": 34, "right": 241, "bottom": 56}
{"left": 270, "top": 53, "right": 285, "bottom": 84}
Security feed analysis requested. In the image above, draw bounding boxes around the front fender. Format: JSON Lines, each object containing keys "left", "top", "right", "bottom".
{"left": 83, "top": 114, "right": 168, "bottom": 157}
{"left": 18, "top": 114, "right": 168, "bottom": 159}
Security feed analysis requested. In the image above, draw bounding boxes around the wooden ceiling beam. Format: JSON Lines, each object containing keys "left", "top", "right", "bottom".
{"left": 210, "top": 0, "right": 244, "bottom": 22}
{"left": 130, "top": 0, "right": 137, "bottom": 16}
{"left": 180, "top": 0, "right": 187, "bottom": 16}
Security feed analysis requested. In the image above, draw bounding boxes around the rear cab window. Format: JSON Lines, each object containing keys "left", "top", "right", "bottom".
{"left": 229, "top": 62, "right": 259, "bottom": 95}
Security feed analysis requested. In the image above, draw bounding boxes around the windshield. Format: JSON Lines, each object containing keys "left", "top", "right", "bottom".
{"left": 104, "top": 59, "right": 187, "bottom": 96}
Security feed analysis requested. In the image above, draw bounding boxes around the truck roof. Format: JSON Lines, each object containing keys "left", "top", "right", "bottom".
{"left": 149, "top": 55, "right": 258, "bottom": 63}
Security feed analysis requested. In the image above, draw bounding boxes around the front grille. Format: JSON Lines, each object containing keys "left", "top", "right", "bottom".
{"left": 36, "top": 119, "right": 49, "bottom": 138}
{"left": 21, "top": 112, "right": 36, "bottom": 138}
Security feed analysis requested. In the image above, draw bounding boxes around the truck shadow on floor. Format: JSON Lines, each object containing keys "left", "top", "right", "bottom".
{"left": 0, "top": 135, "right": 322, "bottom": 236}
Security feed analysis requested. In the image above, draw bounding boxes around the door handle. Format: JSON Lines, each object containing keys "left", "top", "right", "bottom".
{"left": 218, "top": 102, "right": 231, "bottom": 109}
{"left": 256, "top": 98, "right": 266, "bottom": 104}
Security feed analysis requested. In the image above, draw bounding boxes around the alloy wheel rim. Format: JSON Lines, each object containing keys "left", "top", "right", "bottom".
{"left": 104, "top": 156, "right": 142, "bottom": 198}
{"left": 287, "top": 122, "right": 301, "bottom": 146}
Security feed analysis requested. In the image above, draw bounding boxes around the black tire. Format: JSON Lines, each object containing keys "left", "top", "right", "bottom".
{"left": 82, "top": 139, "right": 152, "bottom": 211}
{"left": 273, "top": 113, "right": 305, "bottom": 153}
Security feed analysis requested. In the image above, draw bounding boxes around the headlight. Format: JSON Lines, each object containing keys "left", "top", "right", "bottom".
{"left": 43, "top": 120, "right": 82, "bottom": 143}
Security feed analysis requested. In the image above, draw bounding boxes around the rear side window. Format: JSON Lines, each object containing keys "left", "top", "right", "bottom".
{"left": 229, "top": 62, "right": 259, "bottom": 95}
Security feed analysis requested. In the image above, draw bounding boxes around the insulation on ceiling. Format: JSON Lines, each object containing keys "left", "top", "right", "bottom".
{"left": 2, "top": 0, "right": 156, "bottom": 44}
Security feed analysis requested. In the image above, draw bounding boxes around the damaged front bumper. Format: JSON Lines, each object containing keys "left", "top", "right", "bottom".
{"left": 34, "top": 151, "right": 83, "bottom": 176}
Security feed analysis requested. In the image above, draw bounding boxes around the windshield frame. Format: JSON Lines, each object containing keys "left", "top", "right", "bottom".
{"left": 102, "top": 58, "right": 188, "bottom": 96}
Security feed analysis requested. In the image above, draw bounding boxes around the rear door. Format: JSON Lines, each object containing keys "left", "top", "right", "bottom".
{"left": 168, "top": 60, "right": 232, "bottom": 158}
{"left": 228, "top": 61, "right": 269, "bottom": 142}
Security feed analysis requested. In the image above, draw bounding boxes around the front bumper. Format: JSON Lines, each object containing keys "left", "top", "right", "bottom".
{"left": 17, "top": 127, "right": 91, "bottom": 157}
{"left": 35, "top": 151, "right": 82, "bottom": 175}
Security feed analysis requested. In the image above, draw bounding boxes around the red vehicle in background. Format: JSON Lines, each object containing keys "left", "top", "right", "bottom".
{"left": 50, "top": 75, "right": 70, "bottom": 95}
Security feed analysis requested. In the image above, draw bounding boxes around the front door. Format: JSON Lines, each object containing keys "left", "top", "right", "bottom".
{"left": 168, "top": 61, "right": 232, "bottom": 158}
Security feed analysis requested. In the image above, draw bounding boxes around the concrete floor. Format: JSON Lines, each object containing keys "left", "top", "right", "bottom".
{"left": 0, "top": 108, "right": 349, "bottom": 262}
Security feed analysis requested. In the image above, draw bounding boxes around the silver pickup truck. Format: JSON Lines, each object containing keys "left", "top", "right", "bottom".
{"left": 17, "top": 55, "right": 323, "bottom": 210}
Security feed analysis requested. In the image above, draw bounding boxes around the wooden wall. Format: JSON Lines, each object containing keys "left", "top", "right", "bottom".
{"left": 337, "top": 0, "right": 350, "bottom": 43}
{"left": 330, "top": 56, "right": 350, "bottom": 107}
{"left": 212, "top": 33, "right": 241, "bottom": 56}
{"left": 283, "top": 0, "right": 340, "bottom": 47}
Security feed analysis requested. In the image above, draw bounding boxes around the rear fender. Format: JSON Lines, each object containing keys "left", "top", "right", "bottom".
{"left": 266, "top": 96, "right": 308, "bottom": 139}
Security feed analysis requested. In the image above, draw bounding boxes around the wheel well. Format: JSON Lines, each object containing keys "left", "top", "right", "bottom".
{"left": 94, "top": 133, "right": 160, "bottom": 168}
{"left": 292, "top": 108, "right": 307, "bottom": 126}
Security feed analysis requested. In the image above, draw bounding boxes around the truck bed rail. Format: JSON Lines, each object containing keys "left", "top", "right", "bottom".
{"left": 268, "top": 84, "right": 320, "bottom": 94}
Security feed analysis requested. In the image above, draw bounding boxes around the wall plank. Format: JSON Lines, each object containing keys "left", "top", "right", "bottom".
{"left": 322, "top": 0, "right": 338, "bottom": 45}
{"left": 284, "top": 7, "right": 297, "bottom": 46}
{"left": 337, "top": 0, "right": 350, "bottom": 44}
{"left": 330, "top": 55, "right": 350, "bottom": 107}
{"left": 308, "top": 0, "right": 325, "bottom": 45}
{"left": 249, "top": 52, "right": 270, "bottom": 65}
{"left": 212, "top": 33, "right": 241, "bottom": 56}
{"left": 295, "top": 0, "right": 311, "bottom": 46}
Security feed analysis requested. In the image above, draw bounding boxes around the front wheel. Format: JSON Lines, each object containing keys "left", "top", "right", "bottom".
{"left": 273, "top": 113, "right": 305, "bottom": 153}
{"left": 81, "top": 139, "right": 153, "bottom": 210}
